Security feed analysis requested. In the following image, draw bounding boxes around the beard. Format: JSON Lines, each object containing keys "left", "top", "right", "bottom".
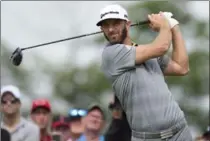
{"left": 104, "top": 24, "right": 127, "bottom": 45}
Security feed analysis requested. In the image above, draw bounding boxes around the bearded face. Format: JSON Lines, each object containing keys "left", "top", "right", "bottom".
{"left": 101, "top": 19, "right": 129, "bottom": 45}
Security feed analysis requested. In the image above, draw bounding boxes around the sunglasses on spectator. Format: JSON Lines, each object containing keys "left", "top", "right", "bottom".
{"left": 1, "top": 99, "right": 19, "bottom": 104}
{"left": 69, "top": 109, "right": 87, "bottom": 117}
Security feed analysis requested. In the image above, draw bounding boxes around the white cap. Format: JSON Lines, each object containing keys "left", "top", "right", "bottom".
{"left": 96, "top": 4, "right": 129, "bottom": 26}
{"left": 1, "top": 85, "right": 21, "bottom": 100}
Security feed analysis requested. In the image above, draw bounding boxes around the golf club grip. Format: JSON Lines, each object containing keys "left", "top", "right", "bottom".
{"left": 21, "top": 20, "right": 150, "bottom": 51}
{"left": 131, "top": 20, "right": 150, "bottom": 26}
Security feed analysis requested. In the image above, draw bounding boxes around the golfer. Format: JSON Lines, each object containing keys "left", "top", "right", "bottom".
{"left": 99, "top": 4, "right": 192, "bottom": 141}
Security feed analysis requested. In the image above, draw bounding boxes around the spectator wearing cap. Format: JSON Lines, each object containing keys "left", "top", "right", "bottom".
{"left": 68, "top": 108, "right": 87, "bottom": 141}
{"left": 105, "top": 96, "right": 131, "bottom": 141}
{"left": 51, "top": 115, "right": 71, "bottom": 141}
{"left": 30, "top": 99, "right": 52, "bottom": 141}
{"left": 1, "top": 85, "right": 40, "bottom": 141}
{"left": 77, "top": 104, "right": 105, "bottom": 141}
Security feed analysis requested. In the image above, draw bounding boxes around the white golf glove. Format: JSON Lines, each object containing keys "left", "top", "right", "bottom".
{"left": 162, "top": 12, "right": 179, "bottom": 28}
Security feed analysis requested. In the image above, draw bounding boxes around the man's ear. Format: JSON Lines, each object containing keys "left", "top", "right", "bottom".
{"left": 128, "top": 20, "right": 131, "bottom": 26}
{"left": 17, "top": 102, "right": 21, "bottom": 108}
{"left": 125, "top": 20, "right": 131, "bottom": 31}
{"left": 100, "top": 27, "right": 103, "bottom": 31}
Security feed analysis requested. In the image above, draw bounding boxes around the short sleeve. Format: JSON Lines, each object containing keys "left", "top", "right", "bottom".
{"left": 157, "top": 55, "right": 170, "bottom": 72}
{"left": 102, "top": 44, "right": 136, "bottom": 78}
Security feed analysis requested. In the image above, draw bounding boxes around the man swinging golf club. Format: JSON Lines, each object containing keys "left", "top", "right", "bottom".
{"left": 99, "top": 4, "right": 192, "bottom": 141}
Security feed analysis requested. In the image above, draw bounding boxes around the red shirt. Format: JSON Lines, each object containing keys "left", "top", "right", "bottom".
{"left": 41, "top": 134, "right": 52, "bottom": 141}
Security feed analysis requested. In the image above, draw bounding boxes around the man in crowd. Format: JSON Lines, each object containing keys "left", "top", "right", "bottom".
{"left": 1, "top": 85, "right": 40, "bottom": 141}
{"left": 105, "top": 96, "right": 131, "bottom": 141}
{"left": 77, "top": 104, "right": 105, "bottom": 141}
{"left": 51, "top": 115, "right": 71, "bottom": 141}
{"left": 99, "top": 4, "right": 192, "bottom": 141}
{"left": 30, "top": 98, "right": 52, "bottom": 141}
{"left": 68, "top": 108, "right": 87, "bottom": 141}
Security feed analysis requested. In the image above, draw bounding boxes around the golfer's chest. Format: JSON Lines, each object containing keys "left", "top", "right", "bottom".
{"left": 137, "top": 59, "right": 161, "bottom": 73}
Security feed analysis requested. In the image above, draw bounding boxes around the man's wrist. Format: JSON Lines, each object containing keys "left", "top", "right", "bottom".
{"left": 171, "top": 25, "right": 180, "bottom": 34}
{"left": 160, "top": 25, "right": 171, "bottom": 31}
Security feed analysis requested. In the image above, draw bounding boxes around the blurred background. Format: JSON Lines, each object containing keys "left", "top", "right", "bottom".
{"left": 1, "top": 1, "right": 209, "bottom": 139}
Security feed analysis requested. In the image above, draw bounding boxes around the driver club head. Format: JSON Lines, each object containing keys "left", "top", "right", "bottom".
{"left": 10, "top": 47, "right": 23, "bottom": 66}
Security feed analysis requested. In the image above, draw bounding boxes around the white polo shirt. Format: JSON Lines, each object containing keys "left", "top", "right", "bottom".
{"left": 1, "top": 117, "right": 40, "bottom": 141}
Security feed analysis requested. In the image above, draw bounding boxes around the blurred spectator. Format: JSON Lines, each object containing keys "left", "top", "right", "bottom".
{"left": 196, "top": 126, "right": 210, "bottom": 141}
{"left": 31, "top": 99, "right": 52, "bottom": 141}
{"left": 105, "top": 96, "right": 131, "bottom": 141}
{"left": 77, "top": 104, "right": 105, "bottom": 141}
{"left": 51, "top": 115, "right": 70, "bottom": 141}
{"left": 68, "top": 108, "right": 87, "bottom": 141}
{"left": 1, "top": 128, "right": 11, "bottom": 141}
{"left": 1, "top": 85, "right": 40, "bottom": 141}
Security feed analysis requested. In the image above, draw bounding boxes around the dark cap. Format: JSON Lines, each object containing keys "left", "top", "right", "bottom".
{"left": 52, "top": 115, "right": 69, "bottom": 129}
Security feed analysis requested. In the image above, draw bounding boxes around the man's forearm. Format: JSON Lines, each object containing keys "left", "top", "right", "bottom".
{"left": 171, "top": 25, "right": 189, "bottom": 71}
{"left": 153, "top": 27, "right": 172, "bottom": 52}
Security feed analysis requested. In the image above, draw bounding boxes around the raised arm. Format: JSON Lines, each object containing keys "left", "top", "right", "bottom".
{"left": 135, "top": 13, "right": 172, "bottom": 65}
{"left": 163, "top": 25, "right": 189, "bottom": 76}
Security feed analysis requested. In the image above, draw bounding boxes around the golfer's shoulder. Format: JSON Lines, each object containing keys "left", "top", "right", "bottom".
{"left": 102, "top": 44, "right": 127, "bottom": 55}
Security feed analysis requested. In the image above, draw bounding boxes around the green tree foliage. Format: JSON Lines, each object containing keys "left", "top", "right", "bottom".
{"left": 52, "top": 63, "right": 111, "bottom": 108}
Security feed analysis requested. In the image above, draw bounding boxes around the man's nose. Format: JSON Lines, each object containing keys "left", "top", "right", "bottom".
{"left": 108, "top": 26, "right": 114, "bottom": 32}
{"left": 5, "top": 101, "right": 12, "bottom": 105}
{"left": 37, "top": 114, "right": 45, "bottom": 119}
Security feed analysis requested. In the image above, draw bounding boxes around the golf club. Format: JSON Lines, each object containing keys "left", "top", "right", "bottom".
{"left": 10, "top": 20, "right": 150, "bottom": 66}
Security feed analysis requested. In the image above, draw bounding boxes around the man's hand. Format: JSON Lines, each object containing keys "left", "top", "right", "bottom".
{"left": 161, "top": 12, "right": 179, "bottom": 29}
{"left": 148, "top": 12, "right": 171, "bottom": 32}
{"left": 169, "top": 18, "right": 179, "bottom": 29}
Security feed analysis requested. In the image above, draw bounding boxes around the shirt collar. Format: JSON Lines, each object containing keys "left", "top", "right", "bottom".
{"left": 2, "top": 117, "right": 26, "bottom": 135}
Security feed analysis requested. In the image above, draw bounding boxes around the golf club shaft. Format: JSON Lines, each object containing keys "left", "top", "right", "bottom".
{"left": 21, "top": 20, "right": 149, "bottom": 51}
